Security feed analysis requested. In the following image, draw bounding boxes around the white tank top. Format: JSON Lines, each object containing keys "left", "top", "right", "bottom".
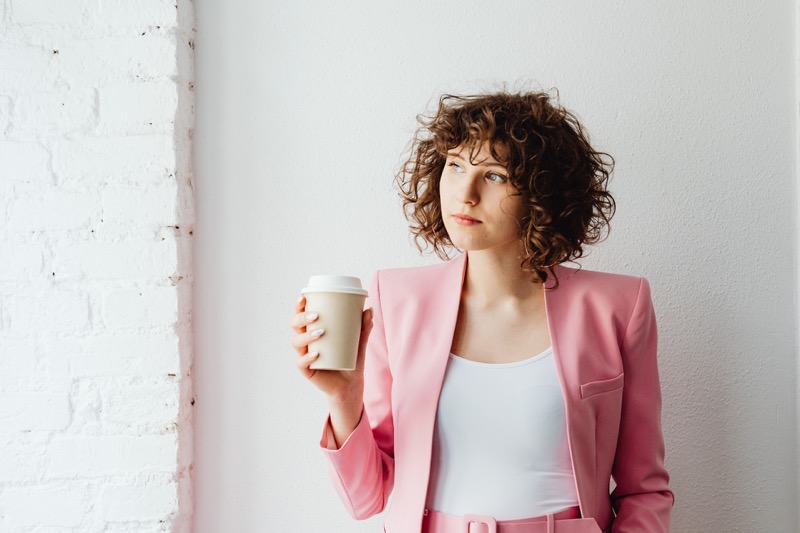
{"left": 425, "top": 346, "right": 580, "bottom": 520}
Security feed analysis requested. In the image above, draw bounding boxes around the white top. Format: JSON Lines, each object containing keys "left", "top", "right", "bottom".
{"left": 425, "top": 346, "right": 580, "bottom": 520}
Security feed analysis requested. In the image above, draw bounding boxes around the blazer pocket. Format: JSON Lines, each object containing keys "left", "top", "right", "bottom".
{"left": 580, "top": 372, "right": 624, "bottom": 399}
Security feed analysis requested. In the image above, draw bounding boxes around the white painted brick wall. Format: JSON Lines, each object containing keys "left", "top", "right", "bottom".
{"left": 0, "top": 0, "right": 195, "bottom": 531}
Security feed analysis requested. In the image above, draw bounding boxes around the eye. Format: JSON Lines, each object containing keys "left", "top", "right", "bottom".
{"left": 447, "top": 161, "right": 463, "bottom": 172}
{"left": 486, "top": 172, "right": 507, "bottom": 183}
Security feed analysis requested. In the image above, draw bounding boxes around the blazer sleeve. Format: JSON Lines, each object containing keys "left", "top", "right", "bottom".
{"left": 318, "top": 270, "right": 395, "bottom": 520}
{"left": 610, "top": 276, "right": 675, "bottom": 532}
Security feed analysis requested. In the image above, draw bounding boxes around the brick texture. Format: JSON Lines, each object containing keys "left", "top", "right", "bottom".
{"left": 0, "top": 0, "right": 195, "bottom": 531}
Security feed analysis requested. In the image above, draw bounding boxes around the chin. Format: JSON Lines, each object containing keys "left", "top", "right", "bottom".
{"left": 450, "top": 239, "right": 490, "bottom": 252}
{"left": 451, "top": 237, "right": 524, "bottom": 255}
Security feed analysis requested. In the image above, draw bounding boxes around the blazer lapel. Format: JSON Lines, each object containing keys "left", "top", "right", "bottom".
{"left": 543, "top": 262, "right": 592, "bottom": 517}
{"left": 400, "top": 251, "right": 467, "bottom": 520}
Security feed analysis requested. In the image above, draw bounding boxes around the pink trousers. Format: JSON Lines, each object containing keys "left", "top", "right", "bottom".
{"left": 420, "top": 505, "right": 604, "bottom": 533}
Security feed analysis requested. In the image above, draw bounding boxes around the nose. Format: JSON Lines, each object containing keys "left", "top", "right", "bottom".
{"left": 457, "top": 170, "right": 481, "bottom": 205}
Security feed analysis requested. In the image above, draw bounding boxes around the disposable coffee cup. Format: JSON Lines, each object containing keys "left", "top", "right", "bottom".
{"left": 301, "top": 275, "right": 368, "bottom": 370}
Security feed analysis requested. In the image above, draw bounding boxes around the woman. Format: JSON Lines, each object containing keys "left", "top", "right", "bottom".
{"left": 290, "top": 90, "right": 674, "bottom": 532}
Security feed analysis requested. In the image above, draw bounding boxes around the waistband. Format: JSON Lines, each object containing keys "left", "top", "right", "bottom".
{"left": 421, "top": 505, "right": 582, "bottom": 533}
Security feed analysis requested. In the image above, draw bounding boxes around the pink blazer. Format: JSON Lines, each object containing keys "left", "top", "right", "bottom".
{"left": 319, "top": 251, "right": 674, "bottom": 532}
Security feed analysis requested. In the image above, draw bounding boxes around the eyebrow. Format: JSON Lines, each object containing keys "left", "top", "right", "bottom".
{"left": 446, "top": 152, "right": 507, "bottom": 169}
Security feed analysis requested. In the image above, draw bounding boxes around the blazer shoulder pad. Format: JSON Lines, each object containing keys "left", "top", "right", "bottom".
{"left": 561, "top": 265, "right": 649, "bottom": 313}
{"left": 375, "top": 259, "right": 458, "bottom": 299}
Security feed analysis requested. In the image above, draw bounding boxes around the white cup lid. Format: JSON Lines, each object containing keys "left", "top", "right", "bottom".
{"left": 301, "top": 275, "right": 368, "bottom": 296}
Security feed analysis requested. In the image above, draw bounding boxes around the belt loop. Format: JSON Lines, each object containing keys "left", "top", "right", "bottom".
{"left": 547, "top": 512, "right": 555, "bottom": 533}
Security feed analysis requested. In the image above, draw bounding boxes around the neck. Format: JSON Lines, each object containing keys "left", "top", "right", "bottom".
{"left": 462, "top": 248, "right": 542, "bottom": 307}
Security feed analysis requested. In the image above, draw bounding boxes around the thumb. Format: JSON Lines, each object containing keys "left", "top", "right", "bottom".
{"left": 355, "top": 307, "right": 374, "bottom": 369}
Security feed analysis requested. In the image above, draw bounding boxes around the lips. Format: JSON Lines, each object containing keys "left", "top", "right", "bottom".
{"left": 452, "top": 214, "right": 482, "bottom": 224}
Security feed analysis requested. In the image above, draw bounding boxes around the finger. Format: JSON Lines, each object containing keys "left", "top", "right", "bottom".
{"left": 290, "top": 327, "right": 325, "bottom": 351}
{"left": 296, "top": 350, "right": 320, "bottom": 373}
{"left": 289, "top": 310, "right": 319, "bottom": 332}
{"left": 294, "top": 294, "right": 306, "bottom": 313}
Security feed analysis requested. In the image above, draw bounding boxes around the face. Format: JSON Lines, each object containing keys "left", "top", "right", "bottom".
{"left": 439, "top": 142, "right": 526, "bottom": 255}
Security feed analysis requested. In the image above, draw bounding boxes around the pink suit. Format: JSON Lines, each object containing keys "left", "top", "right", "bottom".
{"left": 319, "top": 251, "right": 674, "bottom": 532}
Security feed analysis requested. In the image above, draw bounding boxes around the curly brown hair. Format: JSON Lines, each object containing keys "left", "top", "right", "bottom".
{"left": 394, "top": 89, "right": 616, "bottom": 290}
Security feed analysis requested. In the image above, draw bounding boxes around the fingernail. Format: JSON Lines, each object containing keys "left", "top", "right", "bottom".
{"left": 296, "top": 295, "right": 304, "bottom": 304}
{"left": 305, "top": 312, "right": 318, "bottom": 321}
{"left": 310, "top": 328, "right": 324, "bottom": 337}
{"left": 308, "top": 351, "right": 319, "bottom": 358}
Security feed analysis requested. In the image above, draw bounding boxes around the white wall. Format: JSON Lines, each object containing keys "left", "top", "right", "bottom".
{"left": 193, "top": 1, "right": 798, "bottom": 531}
{"left": 0, "top": 0, "right": 195, "bottom": 531}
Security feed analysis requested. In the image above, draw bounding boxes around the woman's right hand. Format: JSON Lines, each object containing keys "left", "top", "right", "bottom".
{"left": 289, "top": 294, "right": 374, "bottom": 405}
